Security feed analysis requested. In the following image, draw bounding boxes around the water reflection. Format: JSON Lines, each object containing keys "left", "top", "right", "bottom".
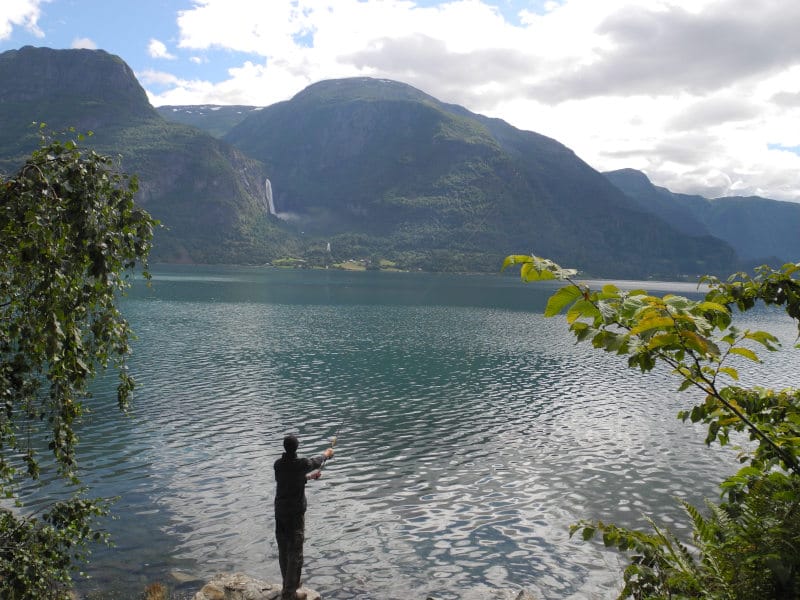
{"left": 40, "top": 266, "right": 796, "bottom": 599}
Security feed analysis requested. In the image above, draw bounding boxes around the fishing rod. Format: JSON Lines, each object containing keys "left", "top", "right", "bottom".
{"left": 309, "top": 396, "right": 356, "bottom": 479}
{"left": 319, "top": 434, "right": 337, "bottom": 471}
{"left": 307, "top": 434, "right": 337, "bottom": 481}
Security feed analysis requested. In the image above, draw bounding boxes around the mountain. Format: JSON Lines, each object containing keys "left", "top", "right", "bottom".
{"left": 0, "top": 46, "right": 296, "bottom": 264}
{"left": 0, "top": 48, "right": 749, "bottom": 277}
{"left": 155, "top": 105, "right": 261, "bottom": 138}
{"left": 223, "top": 77, "right": 737, "bottom": 277}
{"left": 605, "top": 169, "right": 800, "bottom": 265}
{"left": 0, "top": 46, "right": 154, "bottom": 159}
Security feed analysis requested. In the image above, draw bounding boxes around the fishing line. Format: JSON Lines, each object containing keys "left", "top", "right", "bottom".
{"left": 316, "top": 393, "right": 358, "bottom": 476}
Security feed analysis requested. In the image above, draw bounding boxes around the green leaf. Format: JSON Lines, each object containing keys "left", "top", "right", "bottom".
{"left": 696, "top": 301, "right": 729, "bottom": 314}
{"left": 503, "top": 254, "right": 577, "bottom": 281}
{"left": 679, "top": 330, "right": 719, "bottom": 356}
{"left": 743, "top": 330, "right": 780, "bottom": 350}
{"left": 544, "top": 285, "right": 583, "bottom": 317}
{"left": 664, "top": 295, "right": 693, "bottom": 310}
{"left": 646, "top": 333, "right": 680, "bottom": 350}
{"left": 630, "top": 316, "right": 674, "bottom": 335}
{"left": 521, "top": 261, "right": 556, "bottom": 281}
{"left": 566, "top": 299, "right": 601, "bottom": 324}
{"left": 571, "top": 322, "right": 593, "bottom": 342}
{"left": 597, "top": 284, "right": 621, "bottom": 300}
{"left": 733, "top": 465, "right": 763, "bottom": 478}
{"left": 729, "top": 347, "right": 760, "bottom": 362}
{"left": 603, "top": 530, "right": 617, "bottom": 547}
{"left": 601, "top": 284, "right": 619, "bottom": 295}
{"left": 501, "top": 254, "right": 531, "bottom": 271}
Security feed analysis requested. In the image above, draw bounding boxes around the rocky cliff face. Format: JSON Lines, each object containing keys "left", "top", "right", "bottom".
{"left": 1, "top": 46, "right": 148, "bottom": 105}
{"left": 0, "top": 46, "right": 155, "bottom": 133}
{"left": 0, "top": 46, "right": 297, "bottom": 264}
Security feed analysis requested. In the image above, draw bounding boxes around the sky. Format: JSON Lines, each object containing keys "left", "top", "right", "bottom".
{"left": 1, "top": 0, "right": 799, "bottom": 202}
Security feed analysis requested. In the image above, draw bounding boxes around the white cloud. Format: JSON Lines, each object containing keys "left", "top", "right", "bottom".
{"left": 666, "top": 96, "right": 762, "bottom": 132}
{"left": 527, "top": 0, "right": 800, "bottom": 103}
{"left": 71, "top": 36, "right": 96, "bottom": 49}
{"left": 0, "top": 0, "right": 46, "bottom": 39}
{"left": 142, "top": 0, "right": 800, "bottom": 202}
{"left": 138, "top": 69, "right": 183, "bottom": 87}
{"left": 142, "top": 63, "right": 301, "bottom": 106}
{"left": 148, "top": 38, "right": 176, "bottom": 60}
{"left": 176, "top": 0, "right": 310, "bottom": 56}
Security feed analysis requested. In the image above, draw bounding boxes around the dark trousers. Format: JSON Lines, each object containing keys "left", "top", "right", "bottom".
{"left": 275, "top": 512, "right": 305, "bottom": 595}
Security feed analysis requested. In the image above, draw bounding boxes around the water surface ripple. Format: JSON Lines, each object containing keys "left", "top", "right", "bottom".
{"left": 24, "top": 267, "right": 795, "bottom": 599}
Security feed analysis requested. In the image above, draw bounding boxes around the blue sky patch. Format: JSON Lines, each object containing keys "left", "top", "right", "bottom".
{"left": 768, "top": 143, "right": 800, "bottom": 155}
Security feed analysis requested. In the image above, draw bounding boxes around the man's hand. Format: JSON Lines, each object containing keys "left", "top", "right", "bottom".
{"left": 324, "top": 448, "right": 335, "bottom": 459}
{"left": 308, "top": 470, "right": 322, "bottom": 480}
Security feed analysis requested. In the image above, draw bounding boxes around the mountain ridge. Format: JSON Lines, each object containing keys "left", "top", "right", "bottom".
{"left": 221, "top": 76, "right": 737, "bottom": 277}
{"left": 4, "top": 47, "right": 789, "bottom": 277}
{"left": 155, "top": 105, "right": 262, "bottom": 138}
{"left": 0, "top": 46, "right": 297, "bottom": 264}
{"left": 604, "top": 168, "right": 800, "bottom": 265}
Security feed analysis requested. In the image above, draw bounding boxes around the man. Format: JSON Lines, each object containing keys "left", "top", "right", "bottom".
{"left": 274, "top": 434, "right": 334, "bottom": 600}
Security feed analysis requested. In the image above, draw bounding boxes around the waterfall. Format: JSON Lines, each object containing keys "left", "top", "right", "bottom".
{"left": 264, "top": 178, "right": 277, "bottom": 216}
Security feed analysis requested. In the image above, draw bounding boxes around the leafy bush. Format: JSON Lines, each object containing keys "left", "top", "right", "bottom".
{"left": 505, "top": 255, "right": 800, "bottom": 599}
{"left": 0, "top": 128, "right": 156, "bottom": 598}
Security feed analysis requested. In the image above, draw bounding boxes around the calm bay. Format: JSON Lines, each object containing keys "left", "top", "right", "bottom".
{"left": 26, "top": 265, "right": 797, "bottom": 599}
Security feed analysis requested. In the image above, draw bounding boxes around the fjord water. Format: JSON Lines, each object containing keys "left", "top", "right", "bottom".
{"left": 39, "top": 266, "right": 796, "bottom": 599}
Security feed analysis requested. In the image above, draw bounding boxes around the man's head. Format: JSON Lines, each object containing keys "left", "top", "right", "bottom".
{"left": 283, "top": 434, "right": 299, "bottom": 456}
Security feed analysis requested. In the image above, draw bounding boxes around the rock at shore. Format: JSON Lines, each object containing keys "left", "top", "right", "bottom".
{"left": 192, "top": 573, "right": 320, "bottom": 600}
{"left": 193, "top": 572, "right": 537, "bottom": 599}
{"left": 427, "top": 590, "right": 537, "bottom": 600}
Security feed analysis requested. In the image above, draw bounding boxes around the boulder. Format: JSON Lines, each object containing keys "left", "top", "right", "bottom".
{"left": 193, "top": 572, "right": 534, "bottom": 600}
{"left": 427, "top": 589, "right": 537, "bottom": 600}
{"left": 192, "top": 573, "right": 320, "bottom": 600}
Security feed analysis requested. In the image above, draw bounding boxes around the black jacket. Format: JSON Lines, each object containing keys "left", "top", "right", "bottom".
{"left": 274, "top": 452, "right": 326, "bottom": 517}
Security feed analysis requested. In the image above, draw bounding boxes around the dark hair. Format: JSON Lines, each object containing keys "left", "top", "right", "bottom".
{"left": 283, "top": 435, "right": 299, "bottom": 455}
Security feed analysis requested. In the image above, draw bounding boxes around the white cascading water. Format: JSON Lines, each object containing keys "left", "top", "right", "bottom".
{"left": 264, "top": 178, "right": 277, "bottom": 216}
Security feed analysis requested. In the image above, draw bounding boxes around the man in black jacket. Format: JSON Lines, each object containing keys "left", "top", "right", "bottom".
{"left": 274, "top": 434, "right": 334, "bottom": 600}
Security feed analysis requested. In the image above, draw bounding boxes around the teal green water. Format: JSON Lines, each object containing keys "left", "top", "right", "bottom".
{"left": 24, "top": 266, "right": 798, "bottom": 599}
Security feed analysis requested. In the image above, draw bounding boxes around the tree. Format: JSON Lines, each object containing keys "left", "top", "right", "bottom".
{"left": 0, "top": 128, "right": 157, "bottom": 598}
{"left": 503, "top": 254, "right": 800, "bottom": 599}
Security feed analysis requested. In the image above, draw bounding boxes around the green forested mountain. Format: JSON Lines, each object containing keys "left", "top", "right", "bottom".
{"left": 155, "top": 105, "right": 261, "bottom": 138}
{"left": 605, "top": 169, "right": 800, "bottom": 265}
{"left": 0, "top": 46, "right": 297, "bottom": 264}
{"left": 222, "top": 77, "right": 737, "bottom": 277}
{"left": 1, "top": 47, "right": 758, "bottom": 277}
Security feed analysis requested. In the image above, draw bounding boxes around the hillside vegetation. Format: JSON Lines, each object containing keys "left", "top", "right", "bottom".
{"left": 0, "top": 46, "right": 298, "bottom": 264}
{"left": 223, "top": 77, "right": 738, "bottom": 277}
{"left": 605, "top": 169, "right": 800, "bottom": 266}
{"left": 4, "top": 47, "right": 791, "bottom": 277}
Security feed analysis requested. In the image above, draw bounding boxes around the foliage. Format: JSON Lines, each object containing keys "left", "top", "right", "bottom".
{"left": 0, "top": 128, "right": 156, "bottom": 598}
{"left": 0, "top": 47, "right": 297, "bottom": 267}
{"left": 0, "top": 497, "right": 112, "bottom": 600}
{"left": 504, "top": 255, "right": 800, "bottom": 599}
